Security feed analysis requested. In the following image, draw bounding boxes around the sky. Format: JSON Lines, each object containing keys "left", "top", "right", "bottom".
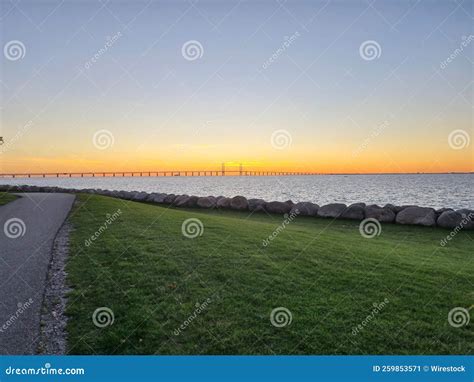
{"left": 1, "top": 0, "right": 473, "bottom": 174}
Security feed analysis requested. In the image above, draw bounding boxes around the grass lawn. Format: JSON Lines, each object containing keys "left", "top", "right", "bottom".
{"left": 65, "top": 194, "right": 473, "bottom": 355}
{"left": 0, "top": 192, "right": 18, "bottom": 206}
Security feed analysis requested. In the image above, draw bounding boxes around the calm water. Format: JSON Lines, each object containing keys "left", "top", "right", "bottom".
{"left": 1, "top": 174, "right": 473, "bottom": 210}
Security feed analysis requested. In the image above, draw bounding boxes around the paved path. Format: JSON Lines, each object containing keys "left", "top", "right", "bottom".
{"left": 0, "top": 193, "right": 75, "bottom": 354}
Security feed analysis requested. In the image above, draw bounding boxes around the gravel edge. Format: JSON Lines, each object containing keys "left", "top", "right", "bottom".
{"left": 37, "top": 218, "right": 73, "bottom": 355}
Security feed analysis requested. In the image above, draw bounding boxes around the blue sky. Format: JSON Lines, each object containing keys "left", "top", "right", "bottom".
{"left": 1, "top": 0, "right": 472, "bottom": 173}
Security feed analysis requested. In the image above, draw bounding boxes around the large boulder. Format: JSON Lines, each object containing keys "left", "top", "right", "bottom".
{"left": 290, "top": 202, "right": 319, "bottom": 216}
{"left": 217, "top": 197, "right": 231, "bottom": 209}
{"left": 365, "top": 205, "right": 396, "bottom": 223}
{"left": 196, "top": 196, "right": 216, "bottom": 209}
{"left": 350, "top": 202, "right": 366, "bottom": 209}
{"left": 163, "top": 194, "right": 177, "bottom": 204}
{"left": 317, "top": 203, "right": 347, "bottom": 218}
{"left": 395, "top": 206, "right": 436, "bottom": 227}
{"left": 437, "top": 210, "right": 463, "bottom": 229}
{"left": 230, "top": 196, "right": 249, "bottom": 211}
{"left": 265, "top": 201, "right": 292, "bottom": 214}
{"left": 145, "top": 193, "right": 158, "bottom": 202}
{"left": 132, "top": 191, "right": 149, "bottom": 201}
{"left": 174, "top": 195, "right": 191, "bottom": 207}
{"left": 118, "top": 191, "right": 133, "bottom": 200}
{"left": 341, "top": 205, "right": 364, "bottom": 220}
{"left": 457, "top": 209, "right": 474, "bottom": 230}
{"left": 383, "top": 203, "right": 403, "bottom": 214}
{"left": 248, "top": 198, "right": 266, "bottom": 212}
{"left": 187, "top": 196, "right": 199, "bottom": 208}
{"left": 152, "top": 193, "right": 167, "bottom": 203}
{"left": 436, "top": 207, "right": 453, "bottom": 215}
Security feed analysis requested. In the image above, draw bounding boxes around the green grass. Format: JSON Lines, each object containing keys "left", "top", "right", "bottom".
{"left": 66, "top": 194, "right": 473, "bottom": 355}
{"left": 0, "top": 192, "right": 18, "bottom": 206}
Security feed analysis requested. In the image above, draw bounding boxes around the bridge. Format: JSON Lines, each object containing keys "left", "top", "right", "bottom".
{"left": 0, "top": 163, "right": 318, "bottom": 178}
{"left": 0, "top": 170, "right": 317, "bottom": 178}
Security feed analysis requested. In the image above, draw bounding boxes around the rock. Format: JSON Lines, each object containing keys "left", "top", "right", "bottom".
{"left": 384, "top": 204, "right": 403, "bottom": 214}
{"left": 152, "top": 193, "right": 167, "bottom": 203}
{"left": 187, "top": 196, "right": 199, "bottom": 208}
{"left": 437, "top": 210, "right": 463, "bottom": 229}
{"left": 290, "top": 202, "right": 319, "bottom": 216}
{"left": 145, "top": 193, "right": 158, "bottom": 202}
{"left": 196, "top": 196, "right": 216, "bottom": 208}
{"left": 395, "top": 206, "right": 436, "bottom": 227}
{"left": 436, "top": 207, "right": 453, "bottom": 215}
{"left": 230, "top": 196, "right": 249, "bottom": 211}
{"left": 365, "top": 205, "right": 396, "bottom": 223}
{"left": 457, "top": 209, "right": 474, "bottom": 229}
{"left": 174, "top": 195, "right": 190, "bottom": 207}
{"left": 217, "top": 197, "right": 231, "bottom": 209}
{"left": 341, "top": 205, "right": 364, "bottom": 220}
{"left": 133, "top": 192, "right": 149, "bottom": 201}
{"left": 118, "top": 191, "right": 132, "bottom": 200}
{"left": 164, "top": 194, "right": 177, "bottom": 204}
{"left": 265, "top": 201, "right": 292, "bottom": 214}
{"left": 317, "top": 203, "right": 347, "bottom": 218}
{"left": 349, "top": 202, "right": 366, "bottom": 209}
{"left": 248, "top": 198, "right": 266, "bottom": 212}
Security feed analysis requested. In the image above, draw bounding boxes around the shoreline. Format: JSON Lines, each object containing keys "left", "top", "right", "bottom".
{"left": 1, "top": 184, "right": 473, "bottom": 231}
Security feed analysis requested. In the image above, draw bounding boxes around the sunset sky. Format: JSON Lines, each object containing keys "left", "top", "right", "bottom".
{"left": 1, "top": 0, "right": 472, "bottom": 174}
